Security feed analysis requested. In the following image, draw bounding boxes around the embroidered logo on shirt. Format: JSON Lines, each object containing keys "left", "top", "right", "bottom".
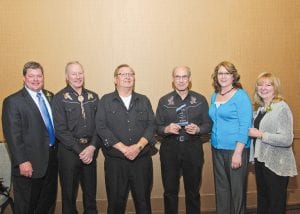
{"left": 168, "top": 96, "right": 174, "bottom": 105}
{"left": 88, "top": 93, "right": 94, "bottom": 100}
{"left": 190, "top": 96, "right": 197, "bottom": 104}
{"left": 63, "top": 92, "right": 73, "bottom": 100}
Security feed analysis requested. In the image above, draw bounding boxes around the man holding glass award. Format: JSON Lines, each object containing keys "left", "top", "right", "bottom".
{"left": 156, "top": 66, "right": 211, "bottom": 214}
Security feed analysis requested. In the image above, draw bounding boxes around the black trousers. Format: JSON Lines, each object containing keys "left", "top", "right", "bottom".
{"left": 160, "top": 140, "right": 204, "bottom": 214}
{"left": 13, "top": 146, "right": 58, "bottom": 214}
{"left": 212, "top": 148, "right": 249, "bottom": 214}
{"left": 104, "top": 155, "right": 153, "bottom": 214}
{"left": 255, "top": 160, "right": 289, "bottom": 214}
{"left": 58, "top": 144, "right": 97, "bottom": 214}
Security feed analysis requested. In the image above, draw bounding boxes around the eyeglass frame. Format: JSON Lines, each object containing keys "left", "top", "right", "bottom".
{"left": 174, "top": 75, "right": 189, "bottom": 81}
{"left": 117, "top": 72, "right": 135, "bottom": 78}
{"left": 217, "top": 72, "right": 232, "bottom": 77}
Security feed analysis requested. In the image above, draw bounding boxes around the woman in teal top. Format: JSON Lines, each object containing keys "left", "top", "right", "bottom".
{"left": 208, "top": 61, "right": 252, "bottom": 214}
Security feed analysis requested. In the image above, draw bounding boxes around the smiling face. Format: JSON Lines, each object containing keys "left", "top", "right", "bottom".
{"left": 257, "top": 78, "right": 275, "bottom": 103}
{"left": 23, "top": 68, "right": 44, "bottom": 92}
{"left": 114, "top": 66, "right": 135, "bottom": 90}
{"left": 66, "top": 63, "right": 84, "bottom": 91}
{"left": 217, "top": 66, "right": 234, "bottom": 89}
{"left": 173, "top": 66, "right": 191, "bottom": 92}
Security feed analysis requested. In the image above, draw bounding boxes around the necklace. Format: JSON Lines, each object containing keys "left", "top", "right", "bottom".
{"left": 220, "top": 87, "right": 234, "bottom": 96}
{"left": 263, "top": 101, "right": 273, "bottom": 113}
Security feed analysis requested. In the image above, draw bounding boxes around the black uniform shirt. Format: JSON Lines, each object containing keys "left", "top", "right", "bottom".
{"left": 96, "top": 90, "right": 156, "bottom": 158}
{"left": 156, "top": 90, "right": 211, "bottom": 142}
{"left": 52, "top": 85, "right": 99, "bottom": 154}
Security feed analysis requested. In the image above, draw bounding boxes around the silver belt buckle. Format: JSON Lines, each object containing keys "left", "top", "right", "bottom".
{"left": 179, "top": 136, "right": 185, "bottom": 142}
{"left": 79, "top": 138, "right": 88, "bottom": 144}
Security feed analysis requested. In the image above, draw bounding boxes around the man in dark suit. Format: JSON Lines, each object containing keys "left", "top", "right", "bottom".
{"left": 2, "top": 61, "right": 58, "bottom": 214}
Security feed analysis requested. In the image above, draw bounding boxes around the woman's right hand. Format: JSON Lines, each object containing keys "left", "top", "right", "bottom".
{"left": 248, "top": 128, "right": 262, "bottom": 138}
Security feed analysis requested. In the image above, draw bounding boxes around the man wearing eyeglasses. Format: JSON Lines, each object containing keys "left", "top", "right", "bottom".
{"left": 96, "top": 64, "right": 156, "bottom": 214}
{"left": 155, "top": 66, "right": 211, "bottom": 214}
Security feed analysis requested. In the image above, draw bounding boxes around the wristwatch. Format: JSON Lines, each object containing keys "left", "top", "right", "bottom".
{"left": 137, "top": 143, "right": 143, "bottom": 151}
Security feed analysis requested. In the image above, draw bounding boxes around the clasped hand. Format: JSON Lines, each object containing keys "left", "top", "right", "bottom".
{"left": 79, "top": 145, "right": 96, "bottom": 164}
{"left": 165, "top": 123, "right": 199, "bottom": 135}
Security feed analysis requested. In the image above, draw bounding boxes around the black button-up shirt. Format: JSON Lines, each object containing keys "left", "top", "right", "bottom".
{"left": 52, "top": 85, "right": 100, "bottom": 154}
{"left": 156, "top": 90, "right": 211, "bottom": 142}
{"left": 96, "top": 90, "right": 156, "bottom": 158}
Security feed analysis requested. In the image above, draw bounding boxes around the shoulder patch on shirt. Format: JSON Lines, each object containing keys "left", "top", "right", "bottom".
{"left": 167, "top": 96, "right": 174, "bottom": 105}
{"left": 87, "top": 92, "right": 94, "bottom": 100}
{"left": 190, "top": 96, "right": 197, "bottom": 104}
{"left": 63, "top": 92, "right": 73, "bottom": 100}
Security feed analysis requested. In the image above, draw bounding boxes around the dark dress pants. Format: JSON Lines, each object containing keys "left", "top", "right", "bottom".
{"left": 160, "top": 140, "right": 204, "bottom": 214}
{"left": 13, "top": 146, "right": 58, "bottom": 214}
{"left": 212, "top": 148, "right": 249, "bottom": 214}
{"left": 255, "top": 160, "right": 289, "bottom": 214}
{"left": 104, "top": 155, "right": 153, "bottom": 214}
{"left": 58, "top": 144, "right": 97, "bottom": 214}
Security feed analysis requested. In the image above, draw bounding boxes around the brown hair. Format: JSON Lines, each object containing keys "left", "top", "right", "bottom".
{"left": 23, "top": 61, "right": 44, "bottom": 76}
{"left": 114, "top": 64, "right": 135, "bottom": 77}
{"left": 211, "top": 61, "right": 242, "bottom": 92}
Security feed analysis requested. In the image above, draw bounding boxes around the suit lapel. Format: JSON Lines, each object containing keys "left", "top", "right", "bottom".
{"left": 21, "top": 88, "right": 46, "bottom": 128}
{"left": 42, "top": 89, "right": 53, "bottom": 104}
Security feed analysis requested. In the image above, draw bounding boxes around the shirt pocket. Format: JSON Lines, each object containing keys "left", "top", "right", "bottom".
{"left": 64, "top": 105, "right": 80, "bottom": 124}
{"left": 87, "top": 102, "right": 97, "bottom": 116}
{"left": 136, "top": 108, "right": 148, "bottom": 121}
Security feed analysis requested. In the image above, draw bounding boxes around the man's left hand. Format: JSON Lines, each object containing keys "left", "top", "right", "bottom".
{"left": 124, "top": 144, "right": 141, "bottom": 160}
{"left": 185, "top": 123, "right": 200, "bottom": 135}
{"left": 79, "top": 145, "right": 96, "bottom": 164}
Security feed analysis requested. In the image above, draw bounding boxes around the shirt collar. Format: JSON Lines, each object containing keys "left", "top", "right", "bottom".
{"left": 66, "top": 85, "right": 87, "bottom": 95}
{"left": 25, "top": 86, "right": 43, "bottom": 97}
{"left": 112, "top": 90, "right": 139, "bottom": 102}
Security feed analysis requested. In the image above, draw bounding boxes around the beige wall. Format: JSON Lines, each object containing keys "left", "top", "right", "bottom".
{"left": 1, "top": 0, "right": 299, "bottom": 212}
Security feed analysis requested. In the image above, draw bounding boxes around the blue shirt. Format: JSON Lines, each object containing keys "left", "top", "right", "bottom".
{"left": 209, "top": 89, "right": 252, "bottom": 150}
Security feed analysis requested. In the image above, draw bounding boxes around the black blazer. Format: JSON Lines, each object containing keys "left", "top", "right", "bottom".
{"left": 2, "top": 87, "right": 54, "bottom": 178}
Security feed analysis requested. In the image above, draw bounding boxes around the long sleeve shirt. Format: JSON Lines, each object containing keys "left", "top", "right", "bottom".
{"left": 96, "top": 90, "right": 156, "bottom": 158}
{"left": 209, "top": 89, "right": 252, "bottom": 150}
{"left": 52, "top": 85, "right": 100, "bottom": 154}
{"left": 156, "top": 90, "right": 211, "bottom": 141}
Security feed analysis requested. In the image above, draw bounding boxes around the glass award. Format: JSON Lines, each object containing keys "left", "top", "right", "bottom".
{"left": 176, "top": 104, "right": 188, "bottom": 127}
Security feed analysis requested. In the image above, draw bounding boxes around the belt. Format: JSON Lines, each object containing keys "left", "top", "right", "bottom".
{"left": 49, "top": 144, "right": 56, "bottom": 150}
{"left": 176, "top": 135, "right": 188, "bottom": 142}
{"left": 75, "top": 137, "right": 90, "bottom": 144}
{"left": 168, "top": 135, "right": 199, "bottom": 143}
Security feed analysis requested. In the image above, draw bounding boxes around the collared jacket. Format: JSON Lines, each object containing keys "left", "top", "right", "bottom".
{"left": 96, "top": 90, "right": 156, "bottom": 158}
{"left": 250, "top": 101, "right": 297, "bottom": 177}
{"left": 2, "top": 88, "right": 55, "bottom": 178}
{"left": 52, "top": 85, "right": 100, "bottom": 154}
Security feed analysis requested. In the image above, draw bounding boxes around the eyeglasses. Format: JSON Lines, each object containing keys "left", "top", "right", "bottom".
{"left": 217, "top": 72, "right": 232, "bottom": 77}
{"left": 118, "top": 73, "right": 135, "bottom": 78}
{"left": 174, "top": 75, "right": 189, "bottom": 81}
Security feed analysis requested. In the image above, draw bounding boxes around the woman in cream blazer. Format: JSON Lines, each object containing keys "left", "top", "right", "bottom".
{"left": 249, "top": 72, "right": 297, "bottom": 214}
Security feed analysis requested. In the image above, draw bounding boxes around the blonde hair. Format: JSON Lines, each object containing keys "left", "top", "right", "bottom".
{"left": 254, "top": 72, "right": 284, "bottom": 108}
{"left": 65, "top": 61, "right": 84, "bottom": 74}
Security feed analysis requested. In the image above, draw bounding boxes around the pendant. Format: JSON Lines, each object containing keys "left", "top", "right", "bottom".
{"left": 78, "top": 95, "right": 84, "bottom": 102}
